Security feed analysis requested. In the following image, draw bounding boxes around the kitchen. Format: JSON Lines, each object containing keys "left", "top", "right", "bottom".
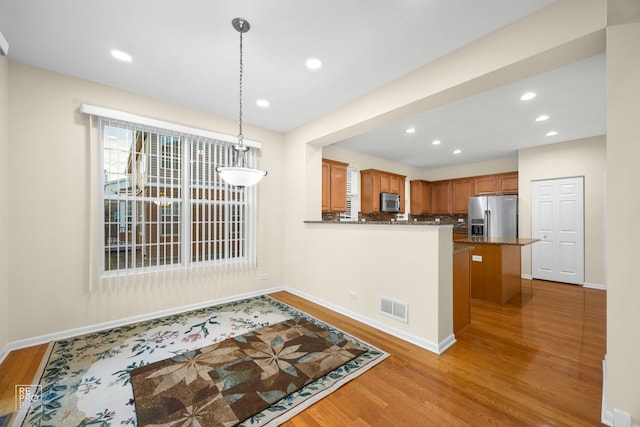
{"left": 303, "top": 48, "right": 606, "bottom": 344}
{"left": 299, "top": 132, "right": 606, "bottom": 354}
{"left": 318, "top": 150, "right": 541, "bottom": 333}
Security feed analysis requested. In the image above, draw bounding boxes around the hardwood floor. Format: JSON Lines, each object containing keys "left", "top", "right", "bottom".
{"left": 0, "top": 343, "right": 48, "bottom": 419}
{"left": 0, "top": 279, "right": 606, "bottom": 426}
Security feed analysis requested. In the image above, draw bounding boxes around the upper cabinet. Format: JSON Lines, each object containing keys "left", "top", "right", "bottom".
{"left": 322, "top": 158, "right": 349, "bottom": 212}
{"left": 410, "top": 180, "right": 431, "bottom": 215}
{"left": 409, "top": 171, "right": 518, "bottom": 215}
{"left": 451, "top": 179, "right": 473, "bottom": 214}
{"left": 497, "top": 172, "right": 518, "bottom": 194}
{"left": 473, "top": 175, "right": 498, "bottom": 195}
{"left": 430, "top": 181, "right": 452, "bottom": 214}
{"left": 473, "top": 172, "right": 518, "bottom": 195}
{"left": 361, "top": 169, "right": 406, "bottom": 213}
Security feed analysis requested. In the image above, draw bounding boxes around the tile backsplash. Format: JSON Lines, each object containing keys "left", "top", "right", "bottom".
{"left": 322, "top": 211, "right": 467, "bottom": 230}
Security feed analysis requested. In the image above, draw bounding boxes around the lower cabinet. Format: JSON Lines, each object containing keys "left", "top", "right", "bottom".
{"left": 470, "top": 243, "right": 521, "bottom": 305}
{"left": 453, "top": 248, "right": 471, "bottom": 334}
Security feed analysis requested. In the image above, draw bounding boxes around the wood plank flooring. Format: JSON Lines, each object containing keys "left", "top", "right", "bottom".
{"left": 0, "top": 279, "right": 606, "bottom": 426}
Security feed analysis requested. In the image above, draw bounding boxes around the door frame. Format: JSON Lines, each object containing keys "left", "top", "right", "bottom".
{"left": 531, "top": 176, "right": 585, "bottom": 285}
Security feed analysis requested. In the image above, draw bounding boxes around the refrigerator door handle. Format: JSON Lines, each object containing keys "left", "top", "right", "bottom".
{"left": 485, "top": 210, "right": 490, "bottom": 237}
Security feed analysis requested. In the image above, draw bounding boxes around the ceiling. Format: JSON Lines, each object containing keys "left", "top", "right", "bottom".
{"left": 0, "top": 0, "right": 605, "bottom": 169}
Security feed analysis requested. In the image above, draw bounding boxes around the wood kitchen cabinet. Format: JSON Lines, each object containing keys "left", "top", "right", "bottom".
{"left": 474, "top": 175, "right": 498, "bottom": 195}
{"left": 451, "top": 179, "right": 472, "bottom": 214}
{"left": 498, "top": 172, "right": 518, "bottom": 194}
{"left": 469, "top": 243, "right": 521, "bottom": 305}
{"left": 430, "top": 180, "right": 451, "bottom": 214}
{"left": 361, "top": 169, "right": 406, "bottom": 213}
{"left": 410, "top": 180, "right": 431, "bottom": 214}
{"left": 322, "top": 159, "right": 348, "bottom": 212}
{"left": 453, "top": 247, "right": 472, "bottom": 333}
{"left": 473, "top": 172, "right": 518, "bottom": 196}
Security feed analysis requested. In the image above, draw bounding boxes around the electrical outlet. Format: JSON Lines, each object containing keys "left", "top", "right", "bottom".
{"left": 435, "top": 217, "right": 440, "bottom": 223}
{"left": 458, "top": 218, "right": 464, "bottom": 223}
{"left": 260, "top": 273, "right": 269, "bottom": 280}
{"left": 349, "top": 291, "right": 358, "bottom": 300}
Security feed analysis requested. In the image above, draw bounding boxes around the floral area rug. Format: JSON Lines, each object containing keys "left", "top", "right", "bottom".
{"left": 131, "top": 318, "right": 367, "bottom": 426}
{"left": 17, "top": 295, "right": 388, "bottom": 426}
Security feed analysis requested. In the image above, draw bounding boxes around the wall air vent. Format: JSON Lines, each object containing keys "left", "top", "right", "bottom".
{"left": 380, "top": 296, "right": 409, "bottom": 323}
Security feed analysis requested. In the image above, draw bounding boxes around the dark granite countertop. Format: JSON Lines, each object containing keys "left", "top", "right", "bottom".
{"left": 453, "top": 237, "right": 539, "bottom": 246}
{"left": 304, "top": 220, "right": 454, "bottom": 226}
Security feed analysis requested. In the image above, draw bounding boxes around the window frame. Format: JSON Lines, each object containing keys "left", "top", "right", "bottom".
{"left": 98, "top": 117, "right": 259, "bottom": 277}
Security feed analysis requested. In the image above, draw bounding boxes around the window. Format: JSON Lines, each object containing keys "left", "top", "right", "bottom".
{"left": 100, "top": 118, "right": 256, "bottom": 275}
{"left": 340, "top": 166, "right": 360, "bottom": 222}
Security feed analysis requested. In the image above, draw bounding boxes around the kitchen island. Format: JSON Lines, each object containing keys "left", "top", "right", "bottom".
{"left": 453, "top": 237, "right": 538, "bottom": 305}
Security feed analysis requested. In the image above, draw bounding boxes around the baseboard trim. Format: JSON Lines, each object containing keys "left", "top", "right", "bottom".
{"left": 602, "top": 357, "right": 613, "bottom": 426}
{"left": 0, "top": 347, "right": 8, "bottom": 366}
{"left": 0, "top": 286, "right": 284, "bottom": 365}
{"left": 520, "top": 274, "right": 607, "bottom": 291}
{"left": 1, "top": 284, "right": 455, "bottom": 366}
{"left": 283, "top": 287, "right": 454, "bottom": 355}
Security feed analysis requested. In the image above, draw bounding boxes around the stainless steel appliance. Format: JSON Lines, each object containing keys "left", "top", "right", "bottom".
{"left": 468, "top": 195, "right": 518, "bottom": 238}
{"left": 380, "top": 192, "right": 401, "bottom": 213}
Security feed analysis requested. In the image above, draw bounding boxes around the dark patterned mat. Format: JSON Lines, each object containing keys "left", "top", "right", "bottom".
{"left": 130, "top": 317, "right": 367, "bottom": 426}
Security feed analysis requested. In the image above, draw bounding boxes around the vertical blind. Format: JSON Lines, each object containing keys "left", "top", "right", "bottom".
{"left": 94, "top": 115, "right": 258, "bottom": 288}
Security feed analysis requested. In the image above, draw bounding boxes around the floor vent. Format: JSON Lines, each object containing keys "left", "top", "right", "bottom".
{"left": 380, "top": 296, "right": 409, "bottom": 323}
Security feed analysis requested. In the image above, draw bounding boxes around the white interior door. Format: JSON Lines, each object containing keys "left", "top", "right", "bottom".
{"left": 531, "top": 177, "right": 584, "bottom": 285}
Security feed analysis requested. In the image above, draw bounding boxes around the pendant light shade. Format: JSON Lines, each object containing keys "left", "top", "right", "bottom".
{"left": 217, "top": 166, "right": 267, "bottom": 187}
{"left": 216, "top": 17, "right": 267, "bottom": 187}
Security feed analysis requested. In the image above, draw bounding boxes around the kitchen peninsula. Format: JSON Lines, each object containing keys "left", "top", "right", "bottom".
{"left": 454, "top": 237, "right": 538, "bottom": 305}
{"left": 302, "top": 220, "right": 456, "bottom": 354}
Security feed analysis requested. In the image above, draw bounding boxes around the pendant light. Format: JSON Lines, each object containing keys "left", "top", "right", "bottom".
{"left": 216, "top": 18, "right": 267, "bottom": 187}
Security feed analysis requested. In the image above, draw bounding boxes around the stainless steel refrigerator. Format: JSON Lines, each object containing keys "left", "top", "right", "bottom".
{"left": 468, "top": 195, "right": 518, "bottom": 238}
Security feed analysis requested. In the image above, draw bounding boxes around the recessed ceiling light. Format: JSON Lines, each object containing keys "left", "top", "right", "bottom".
{"left": 546, "top": 131, "right": 558, "bottom": 136}
{"left": 432, "top": 140, "right": 441, "bottom": 145}
{"left": 405, "top": 127, "right": 416, "bottom": 134}
{"left": 520, "top": 91, "right": 536, "bottom": 101}
{"left": 453, "top": 149, "right": 462, "bottom": 154}
{"left": 110, "top": 49, "right": 132, "bottom": 62}
{"left": 535, "top": 114, "right": 550, "bottom": 122}
{"left": 256, "top": 99, "right": 269, "bottom": 108}
{"left": 305, "top": 58, "right": 322, "bottom": 70}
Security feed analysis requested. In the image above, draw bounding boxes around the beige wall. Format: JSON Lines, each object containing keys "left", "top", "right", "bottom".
{"left": 323, "top": 144, "right": 517, "bottom": 183}
{"left": 289, "top": 223, "right": 453, "bottom": 351}
{"left": 606, "top": 20, "right": 640, "bottom": 423}
{"left": 518, "top": 136, "right": 606, "bottom": 285}
{"left": 6, "top": 63, "right": 286, "bottom": 341}
{"left": 0, "top": 55, "right": 8, "bottom": 353}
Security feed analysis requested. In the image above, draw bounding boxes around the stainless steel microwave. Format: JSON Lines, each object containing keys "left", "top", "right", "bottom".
{"left": 380, "top": 192, "right": 401, "bottom": 213}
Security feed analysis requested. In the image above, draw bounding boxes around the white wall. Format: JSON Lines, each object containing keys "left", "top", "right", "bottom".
{"left": 0, "top": 54, "right": 8, "bottom": 354}
{"left": 606, "top": 19, "right": 640, "bottom": 424}
{"left": 6, "top": 63, "right": 286, "bottom": 342}
{"left": 518, "top": 136, "right": 606, "bottom": 286}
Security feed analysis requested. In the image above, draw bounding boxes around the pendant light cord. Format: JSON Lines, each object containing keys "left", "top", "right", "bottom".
{"left": 238, "top": 19, "right": 244, "bottom": 145}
